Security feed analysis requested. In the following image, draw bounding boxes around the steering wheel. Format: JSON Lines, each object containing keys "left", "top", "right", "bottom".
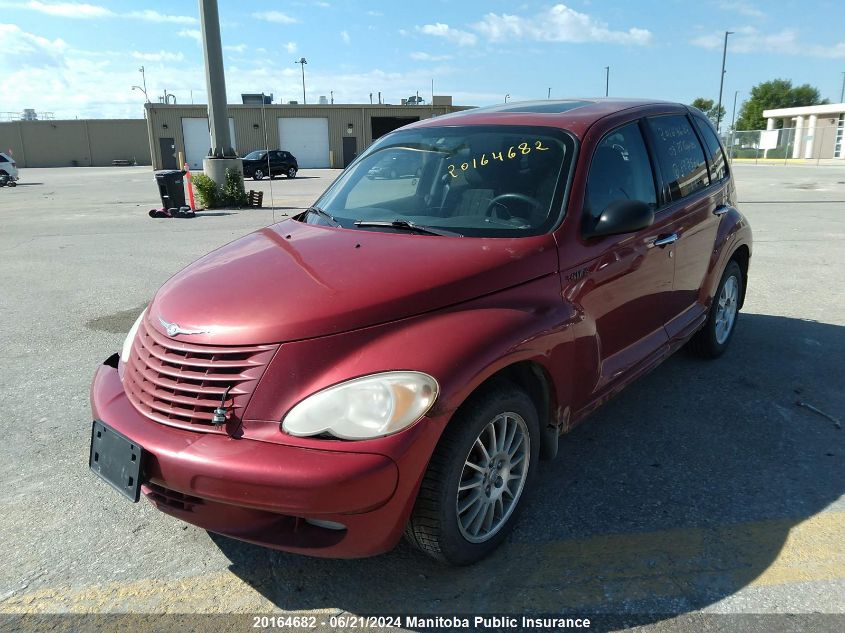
{"left": 485, "top": 193, "right": 541, "bottom": 221}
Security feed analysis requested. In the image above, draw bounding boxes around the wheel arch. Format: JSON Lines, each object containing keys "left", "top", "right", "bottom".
{"left": 730, "top": 244, "right": 751, "bottom": 308}
{"left": 452, "top": 360, "right": 560, "bottom": 461}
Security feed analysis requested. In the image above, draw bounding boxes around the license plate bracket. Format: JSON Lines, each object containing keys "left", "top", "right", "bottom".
{"left": 89, "top": 420, "right": 143, "bottom": 502}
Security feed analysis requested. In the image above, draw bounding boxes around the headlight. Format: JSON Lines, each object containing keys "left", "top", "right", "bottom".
{"left": 120, "top": 309, "right": 146, "bottom": 368}
{"left": 282, "top": 371, "right": 439, "bottom": 440}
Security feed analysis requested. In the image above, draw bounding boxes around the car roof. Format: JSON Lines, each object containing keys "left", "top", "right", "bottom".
{"left": 409, "top": 98, "right": 686, "bottom": 139}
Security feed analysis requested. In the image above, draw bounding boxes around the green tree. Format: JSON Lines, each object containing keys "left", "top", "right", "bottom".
{"left": 735, "top": 79, "right": 828, "bottom": 130}
{"left": 690, "top": 98, "right": 727, "bottom": 127}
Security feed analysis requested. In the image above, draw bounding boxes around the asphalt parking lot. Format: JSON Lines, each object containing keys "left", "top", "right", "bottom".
{"left": 0, "top": 164, "right": 843, "bottom": 631}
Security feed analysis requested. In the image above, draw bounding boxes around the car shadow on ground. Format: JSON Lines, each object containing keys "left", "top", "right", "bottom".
{"left": 209, "top": 313, "right": 843, "bottom": 628}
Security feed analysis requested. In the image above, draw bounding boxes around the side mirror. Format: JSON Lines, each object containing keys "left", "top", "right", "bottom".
{"left": 583, "top": 199, "right": 654, "bottom": 239}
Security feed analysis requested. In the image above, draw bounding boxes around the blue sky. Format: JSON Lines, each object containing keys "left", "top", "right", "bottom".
{"left": 1, "top": 0, "right": 843, "bottom": 120}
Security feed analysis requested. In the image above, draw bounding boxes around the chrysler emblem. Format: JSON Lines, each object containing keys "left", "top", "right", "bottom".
{"left": 159, "top": 316, "right": 208, "bottom": 337}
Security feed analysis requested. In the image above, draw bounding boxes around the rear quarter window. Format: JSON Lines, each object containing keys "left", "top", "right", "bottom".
{"left": 645, "top": 115, "right": 709, "bottom": 202}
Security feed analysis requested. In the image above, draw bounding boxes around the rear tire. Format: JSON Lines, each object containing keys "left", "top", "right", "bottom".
{"left": 253, "top": 169, "right": 264, "bottom": 181}
{"left": 689, "top": 260, "right": 743, "bottom": 359}
{"left": 286, "top": 167, "right": 297, "bottom": 178}
{"left": 405, "top": 380, "right": 539, "bottom": 565}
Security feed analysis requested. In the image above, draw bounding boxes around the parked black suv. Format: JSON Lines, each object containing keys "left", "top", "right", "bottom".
{"left": 241, "top": 150, "right": 298, "bottom": 180}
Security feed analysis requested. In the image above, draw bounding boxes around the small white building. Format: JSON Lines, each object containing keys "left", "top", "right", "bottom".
{"left": 763, "top": 103, "right": 845, "bottom": 159}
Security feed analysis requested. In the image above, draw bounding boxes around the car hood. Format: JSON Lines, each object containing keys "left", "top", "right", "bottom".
{"left": 149, "top": 220, "right": 558, "bottom": 345}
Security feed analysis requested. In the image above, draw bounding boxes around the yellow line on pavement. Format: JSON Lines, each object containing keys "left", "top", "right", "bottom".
{"left": 3, "top": 512, "right": 843, "bottom": 613}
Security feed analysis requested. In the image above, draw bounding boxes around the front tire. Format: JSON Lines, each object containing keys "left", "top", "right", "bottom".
{"left": 689, "top": 260, "right": 743, "bottom": 358}
{"left": 286, "top": 167, "right": 297, "bottom": 178}
{"left": 405, "top": 381, "right": 539, "bottom": 565}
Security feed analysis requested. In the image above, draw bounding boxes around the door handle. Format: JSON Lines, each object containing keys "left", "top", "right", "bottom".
{"left": 651, "top": 233, "right": 679, "bottom": 247}
{"left": 714, "top": 204, "right": 730, "bottom": 216}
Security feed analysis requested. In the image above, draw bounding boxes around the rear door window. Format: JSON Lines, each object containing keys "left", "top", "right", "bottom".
{"left": 645, "top": 115, "right": 709, "bottom": 202}
{"left": 585, "top": 122, "right": 657, "bottom": 219}
{"left": 693, "top": 117, "right": 728, "bottom": 182}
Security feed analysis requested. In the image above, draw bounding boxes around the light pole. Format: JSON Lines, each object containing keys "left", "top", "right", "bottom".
{"left": 504, "top": 93, "right": 510, "bottom": 103}
{"left": 716, "top": 30, "right": 734, "bottom": 134}
{"left": 330, "top": 90, "right": 334, "bottom": 104}
{"left": 131, "top": 85, "right": 149, "bottom": 102}
{"left": 295, "top": 57, "right": 307, "bottom": 104}
{"left": 604, "top": 66, "right": 610, "bottom": 97}
{"left": 840, "top": 72, "right": 844, "bottom": 103}
{"left": 138, "top": 66, "right": 150, "bottom": 102}
{"left": 547, "top": 87, "right": 551, "bottom": 99}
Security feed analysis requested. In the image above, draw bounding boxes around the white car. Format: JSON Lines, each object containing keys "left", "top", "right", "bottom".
{"left": 0, "top": 152, "right": 19, "bottom": 181}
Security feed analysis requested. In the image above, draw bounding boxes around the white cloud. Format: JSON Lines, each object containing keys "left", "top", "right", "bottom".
{"left": 4, "top": 1, "right": 197, "bottom": 23}
{"left": 224, "top": 44, "right": 248, "bottom": 54}
{"left": 125, "top": 9, "right": 196, "bottom": 25}
{"left": 132, "top": 50, "right": 185, "bottom": 62}
{"left": 409, "top": 51, "right": 452, "bottom": 61}
{"left": 178, "top": 29, "right": 202, "bottom": 43}
{"left": 717, "top": 1, "right": 765, "bottom": 18}
{"left": 285, "top": 42, "right": 297, "bottom": 53}
{"left": 367, "top": 11, "right": 383, "bottom": 17}
{"left": 22, "top": 0, "right": 111, "bottom": 18}
{"left": 417, "top": 23, "right": 477, "bottom": 46}
{"left": 472, "top": 4, "right": 651, "bottom": 45}
{"left": 252, "top": 11, "right": 298, "bottom": 24}
{"left": 692, "top": 26, "right": 845, "bottom": 58}
{"left": 0, "top": 22, "right": 67, "bottom": 68}
{"left": 340, "top": 30, "right": 350, "bottom": 44}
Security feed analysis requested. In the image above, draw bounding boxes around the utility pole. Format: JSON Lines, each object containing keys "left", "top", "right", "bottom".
{"left": 330, "top": 90, "right": 334, "bottom": 104}
{"left": 198, "top": 0, "right": 240, "bottom": 183}
{"left": 295, "top": 57, "right": 307, "bottom": 104}
{"left": 840, "top": 72, "right": 845, "bottom": 103}
{"left": 547, "top": 87, "right": 551, "bottom": 99}
{"left": 604, "top": 66, "right": 610, "bottom": 97}
{"left": 716, "top": 31, "right": 734, "bottom": 134}
{"left": 139, "top": 66, "right": 149, "bottom": 102}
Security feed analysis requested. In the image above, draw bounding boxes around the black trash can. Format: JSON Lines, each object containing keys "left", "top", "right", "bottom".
{"left": 155, "top": 170, "right": 186, "bottom": 209}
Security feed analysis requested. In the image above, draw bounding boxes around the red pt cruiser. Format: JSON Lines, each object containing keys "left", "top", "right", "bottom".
{"left": 90, "top": 99, "right": 751, "bottom": 565}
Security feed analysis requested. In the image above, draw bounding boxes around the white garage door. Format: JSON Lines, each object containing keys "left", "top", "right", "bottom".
{"left": 181, "top": 117, "right": 236, "bottom": 170}
{"left": 278, "top": 117, "right": 329, "bottom": 168}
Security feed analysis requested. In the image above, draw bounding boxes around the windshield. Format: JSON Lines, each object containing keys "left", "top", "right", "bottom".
{"left": 244, "top": 150, "right": 265, "bottom": 160}
{"left": 307, "top": 125, "right": 574, "bottom": 237}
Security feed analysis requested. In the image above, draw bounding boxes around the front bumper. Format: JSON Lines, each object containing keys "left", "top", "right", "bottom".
{"left": 90, "top": 362, "right": 431, "bottom": 558}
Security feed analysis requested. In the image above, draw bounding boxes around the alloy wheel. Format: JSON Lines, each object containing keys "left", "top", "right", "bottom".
{"left": 456, "top": 412, "right": 530, "bottom": 543}
{"left": 715, "top": 274, "right": 739, "bottom": 344}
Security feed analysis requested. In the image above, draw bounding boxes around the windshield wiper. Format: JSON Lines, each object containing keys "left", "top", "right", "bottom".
{"left": 306, "top": 206, "right": 340, "bottom": 227}
{"left": 353, "top": 219, "right": 462, "bottom": 237}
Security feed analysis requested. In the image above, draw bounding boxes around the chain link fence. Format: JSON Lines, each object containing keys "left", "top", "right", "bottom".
{"left": 724, "top": 124, "right": 845, "bottom": 165}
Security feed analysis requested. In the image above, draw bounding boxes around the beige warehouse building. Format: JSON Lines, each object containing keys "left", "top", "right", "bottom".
{"left": 0, "top": 119, "right": 150, "bottom": 168}
{"left": 145, "top": 98, "right": 468, "bottom": 171}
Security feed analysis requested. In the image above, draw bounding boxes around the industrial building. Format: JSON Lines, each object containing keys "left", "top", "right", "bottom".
{"left": 145, "top": 97, "right": 469, "bottom": 171}
{"left": 0, "top": 119, "right": 150, "bottom": 168}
